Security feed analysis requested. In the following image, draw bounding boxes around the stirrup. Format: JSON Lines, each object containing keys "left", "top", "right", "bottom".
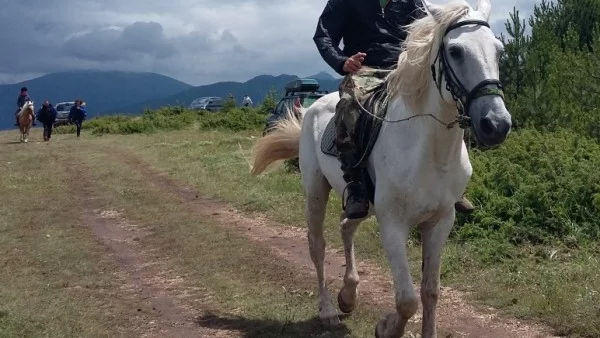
{"left": 341, "top": 181, "right": 366, "bottom": 209}
{"left": 341, "top": 181, "right": 357, "bottom": 211}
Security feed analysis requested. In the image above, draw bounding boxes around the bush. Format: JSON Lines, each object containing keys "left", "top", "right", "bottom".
{"left": 457, "top": 129, "right": 600, "bottom": 248}
{"left": 54, "top": 106, "right": 266, "bottom": 135}
{"left": 197, "top": 108, "right": 266, "bottom": 131}
{"left": 259, "top": 88, "right": 280, "bottom": 115}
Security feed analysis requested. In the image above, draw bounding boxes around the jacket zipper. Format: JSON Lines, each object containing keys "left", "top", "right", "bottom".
{"left": 380, "top": 0, "right": 390, "bottom": 18}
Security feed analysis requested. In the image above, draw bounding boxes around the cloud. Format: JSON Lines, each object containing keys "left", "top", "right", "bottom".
{"left": 0, "top": 0, "right": 540, "bottom": 85}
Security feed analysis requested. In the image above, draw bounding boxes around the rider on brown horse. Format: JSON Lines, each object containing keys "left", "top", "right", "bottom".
{"left": 15, "top": 87, "right": 36, "bottom": 127}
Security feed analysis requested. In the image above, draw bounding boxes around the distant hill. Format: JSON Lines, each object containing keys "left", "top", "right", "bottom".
{"left": 110, "top": 73, "right": 342, "bottom": 114}
{"left": 0, "top": 70, "right": 342, "bottom": 129}
{"left": 0, "top": 71, "right": 192, "bottom": 130}
{"left": 306, "top": 71, "right": 340, "bottom": 81}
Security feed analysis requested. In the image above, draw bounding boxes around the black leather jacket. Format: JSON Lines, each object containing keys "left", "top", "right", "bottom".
{"left": 313, "top": 0, "right": 425, "bottom": 75}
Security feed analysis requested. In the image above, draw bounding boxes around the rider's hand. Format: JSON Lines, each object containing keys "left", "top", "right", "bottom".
{"left": 343, "top": 52, "right": 367, "bottom": 74}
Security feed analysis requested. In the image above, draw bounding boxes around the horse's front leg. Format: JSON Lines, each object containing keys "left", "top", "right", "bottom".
{"left": 375, "top": 213, "right": 417, "bottom": 338}
{"left": 420, "top": 208, "right": 454, "bottom": 338}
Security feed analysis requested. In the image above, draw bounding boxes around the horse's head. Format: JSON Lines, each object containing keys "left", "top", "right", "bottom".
{"left": 427, "top": 0, "right": 511, "bottom": 147}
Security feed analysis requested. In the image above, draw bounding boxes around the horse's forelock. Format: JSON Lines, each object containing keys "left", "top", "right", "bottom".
{"left": 387, "top": 1, "right": 472, "bottom": 111}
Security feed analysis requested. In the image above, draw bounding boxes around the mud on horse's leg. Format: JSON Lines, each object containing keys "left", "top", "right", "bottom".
{"left": 420, "top": 210, "right": 454, "bottom": 338}
{"left": 337, "top": 214, "right": 363, "bottom": 314}
{"left": 305, "top": 175, "right": 338, "bottom": 326}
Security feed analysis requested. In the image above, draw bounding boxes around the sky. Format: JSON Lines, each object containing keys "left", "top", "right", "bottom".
{"left": 0, "top": 0, "right": 540, "bottom": 86}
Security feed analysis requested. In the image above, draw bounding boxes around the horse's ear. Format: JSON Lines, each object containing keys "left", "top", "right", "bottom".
{"left": 422, "top": 0, "right": 443, "bottom": 23}
{"left": 476, "top": 0, "right": 491, "bottom": 21}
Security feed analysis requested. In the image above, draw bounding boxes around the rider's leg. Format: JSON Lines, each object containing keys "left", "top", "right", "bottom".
{"left": 334, "top": 78, "right": 369, "bottom": 220}
{"left": 75, "top": 120, "right": 82, "bottom": 137}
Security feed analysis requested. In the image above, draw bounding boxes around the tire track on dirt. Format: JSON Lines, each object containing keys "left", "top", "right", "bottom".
{"left": 63, "top": 155, "right": 237, "bottom": 338}
{"left": 109, "top": 147, "right": 560, "bottom": 338}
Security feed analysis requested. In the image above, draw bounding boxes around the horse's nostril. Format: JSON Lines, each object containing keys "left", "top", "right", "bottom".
{"left": 480, "top": 117, "right": 495, "bottom": 135}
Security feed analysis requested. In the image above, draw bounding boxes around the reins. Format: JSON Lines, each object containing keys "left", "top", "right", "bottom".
{"left": 353, "top": 18, "right": 503, "bottom": 131}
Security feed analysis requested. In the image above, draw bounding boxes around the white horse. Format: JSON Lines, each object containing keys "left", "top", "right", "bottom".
{"left": 17, "top": 101, "right": 35, "bottom": 143}
{"left": 251, "top": 0, "right": 511, "bottom": 337}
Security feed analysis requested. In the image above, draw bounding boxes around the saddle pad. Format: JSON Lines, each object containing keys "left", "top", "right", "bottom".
{"left": 321, "top": 118, "right": 339, "bottom": 157}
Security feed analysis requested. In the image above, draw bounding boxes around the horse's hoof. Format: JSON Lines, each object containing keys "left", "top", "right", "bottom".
{"left": 319, "top": 305, "right": 341, "bottom": 327}
{"left": 375, "top": 312, "right": 402, "bottom": 338}
{"left": 337, "top": 290, "right": 356, "bottom": 314}
{"left": 319, "top": 313, "right": 341, "bottom": 327}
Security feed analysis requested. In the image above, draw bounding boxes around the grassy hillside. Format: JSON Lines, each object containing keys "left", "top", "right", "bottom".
{"left": 48, "top": 108, "right": 600, "bottom": 337}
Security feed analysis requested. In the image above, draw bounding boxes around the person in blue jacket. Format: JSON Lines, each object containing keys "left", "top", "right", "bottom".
{"left": 68, "top": 99, "right": 87, "bottom": 137}
{"left": 37, "top": 100, "right": 58, "bottom": 141}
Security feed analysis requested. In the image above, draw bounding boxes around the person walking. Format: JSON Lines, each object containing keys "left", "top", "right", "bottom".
{"left": 37, "top": 100, "right": 58, "bottom": 141}
{"left": 242, "top": 94, "right": 253, "bottom": 107}
{"left": 68, "top": 99, "right": 87, "bottom": 137}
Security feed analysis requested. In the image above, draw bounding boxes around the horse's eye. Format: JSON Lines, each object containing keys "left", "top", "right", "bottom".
{"left": 448, "top": 45, "right": 463, "bottom": 59}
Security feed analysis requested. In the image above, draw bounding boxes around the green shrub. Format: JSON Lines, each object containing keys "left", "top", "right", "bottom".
{"left": 197, "top": 108, "right": 266, "bottom": 132}
{"left": 54, "top": 106, "right": 265, "bottom": 135}
{"left": 457, "top": 129, "right": 600, "bottom": 248}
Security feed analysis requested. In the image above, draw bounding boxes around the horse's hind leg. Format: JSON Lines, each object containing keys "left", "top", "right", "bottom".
{"left": 337, "top": 214, "right": 363, "bottom": 314}
{"left": 304, "top": 171, "right": 337, "bottom": 325}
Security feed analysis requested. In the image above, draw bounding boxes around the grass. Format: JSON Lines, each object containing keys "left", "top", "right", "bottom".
{"left": 3, "top": 123, "right": 599, "bottom": 337}
{"left": 66, "top": 139, "right": 415, "bottom": 337}
{"left": 0, "top": 129, "right": 421, "bottom": 337}
{"left": 0, "top": 134, "right": 139, "bottom": 337}
{"left": 86, "top": 128, "right": 600, "bottom": 338}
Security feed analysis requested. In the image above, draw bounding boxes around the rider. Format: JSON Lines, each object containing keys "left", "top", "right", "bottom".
{"left": 313, "top": 0, "right": 475, "bottom": 219}
{"left": 15, "top": 87, "right": 35, "bottom": 126}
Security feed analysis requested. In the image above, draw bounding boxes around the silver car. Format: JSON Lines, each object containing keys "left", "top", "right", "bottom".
{"left": 54, "top": 101, "right": 75, "bottom": 125}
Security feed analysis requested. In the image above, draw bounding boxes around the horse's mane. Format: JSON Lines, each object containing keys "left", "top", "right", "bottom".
{"left": 387, "top": 1, "right": 471, "bottom": 111}
{"left": 18, "top": 102, "right": 34, "bottom": 117}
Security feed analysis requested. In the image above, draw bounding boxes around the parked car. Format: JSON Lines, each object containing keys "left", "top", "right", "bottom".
{"left": 54, "top": 101, "right": 75, "bottom": 125}
{"left": 188, "top": 96, "right": 223, "bottom": 112}
{"left": 263, "top": 78, "right": 329, "bottom": 135}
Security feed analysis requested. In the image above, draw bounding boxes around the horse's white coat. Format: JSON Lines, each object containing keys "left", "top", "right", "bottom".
{"left": 251, "top": 0, "right": 511, "bottom": 337}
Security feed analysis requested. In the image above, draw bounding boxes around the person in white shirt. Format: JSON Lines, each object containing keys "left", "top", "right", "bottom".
{"left": 242, "top": 95, "right": 253, "bottom": 107}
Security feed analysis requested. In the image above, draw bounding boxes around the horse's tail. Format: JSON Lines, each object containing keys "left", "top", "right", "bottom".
{"left": 251, "top": 110, "right": 304, "bottom": 176}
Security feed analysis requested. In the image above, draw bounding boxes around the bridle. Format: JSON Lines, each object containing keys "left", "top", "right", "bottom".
{"left": 431, "top": 19, "right": 505, "bottom": 129}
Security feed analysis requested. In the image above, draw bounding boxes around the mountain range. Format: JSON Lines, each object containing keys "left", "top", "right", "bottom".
{"left": 0, "top": 70, "right": 341, "bottom": 130}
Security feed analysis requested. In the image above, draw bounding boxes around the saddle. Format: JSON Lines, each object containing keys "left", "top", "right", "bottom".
{"left": 320, "top": 80, "right": 390, "bottom": 204}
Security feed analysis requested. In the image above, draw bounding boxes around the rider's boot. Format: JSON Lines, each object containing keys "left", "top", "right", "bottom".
{"left": 14, "top": 115, "right": 19, "bottom": 127}
{"left": 337, "top": 126, "right": 369, "bottom": 219}
{"left": 455, "top": 196, "right": 475, "bottom": 214}
{"left": 343, "top": 172, "right": 369, "bottom": 219}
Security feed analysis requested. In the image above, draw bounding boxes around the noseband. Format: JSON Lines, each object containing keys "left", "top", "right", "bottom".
{"left": 431, "top": 20, "right": 505, "bottom": 129}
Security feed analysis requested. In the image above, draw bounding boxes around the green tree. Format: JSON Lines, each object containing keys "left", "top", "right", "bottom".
{"left": 500, "top": 7, "right": 529, "bottom": 101}
{"left": 259, "top": 87, "right": 280, "bottom": 114}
